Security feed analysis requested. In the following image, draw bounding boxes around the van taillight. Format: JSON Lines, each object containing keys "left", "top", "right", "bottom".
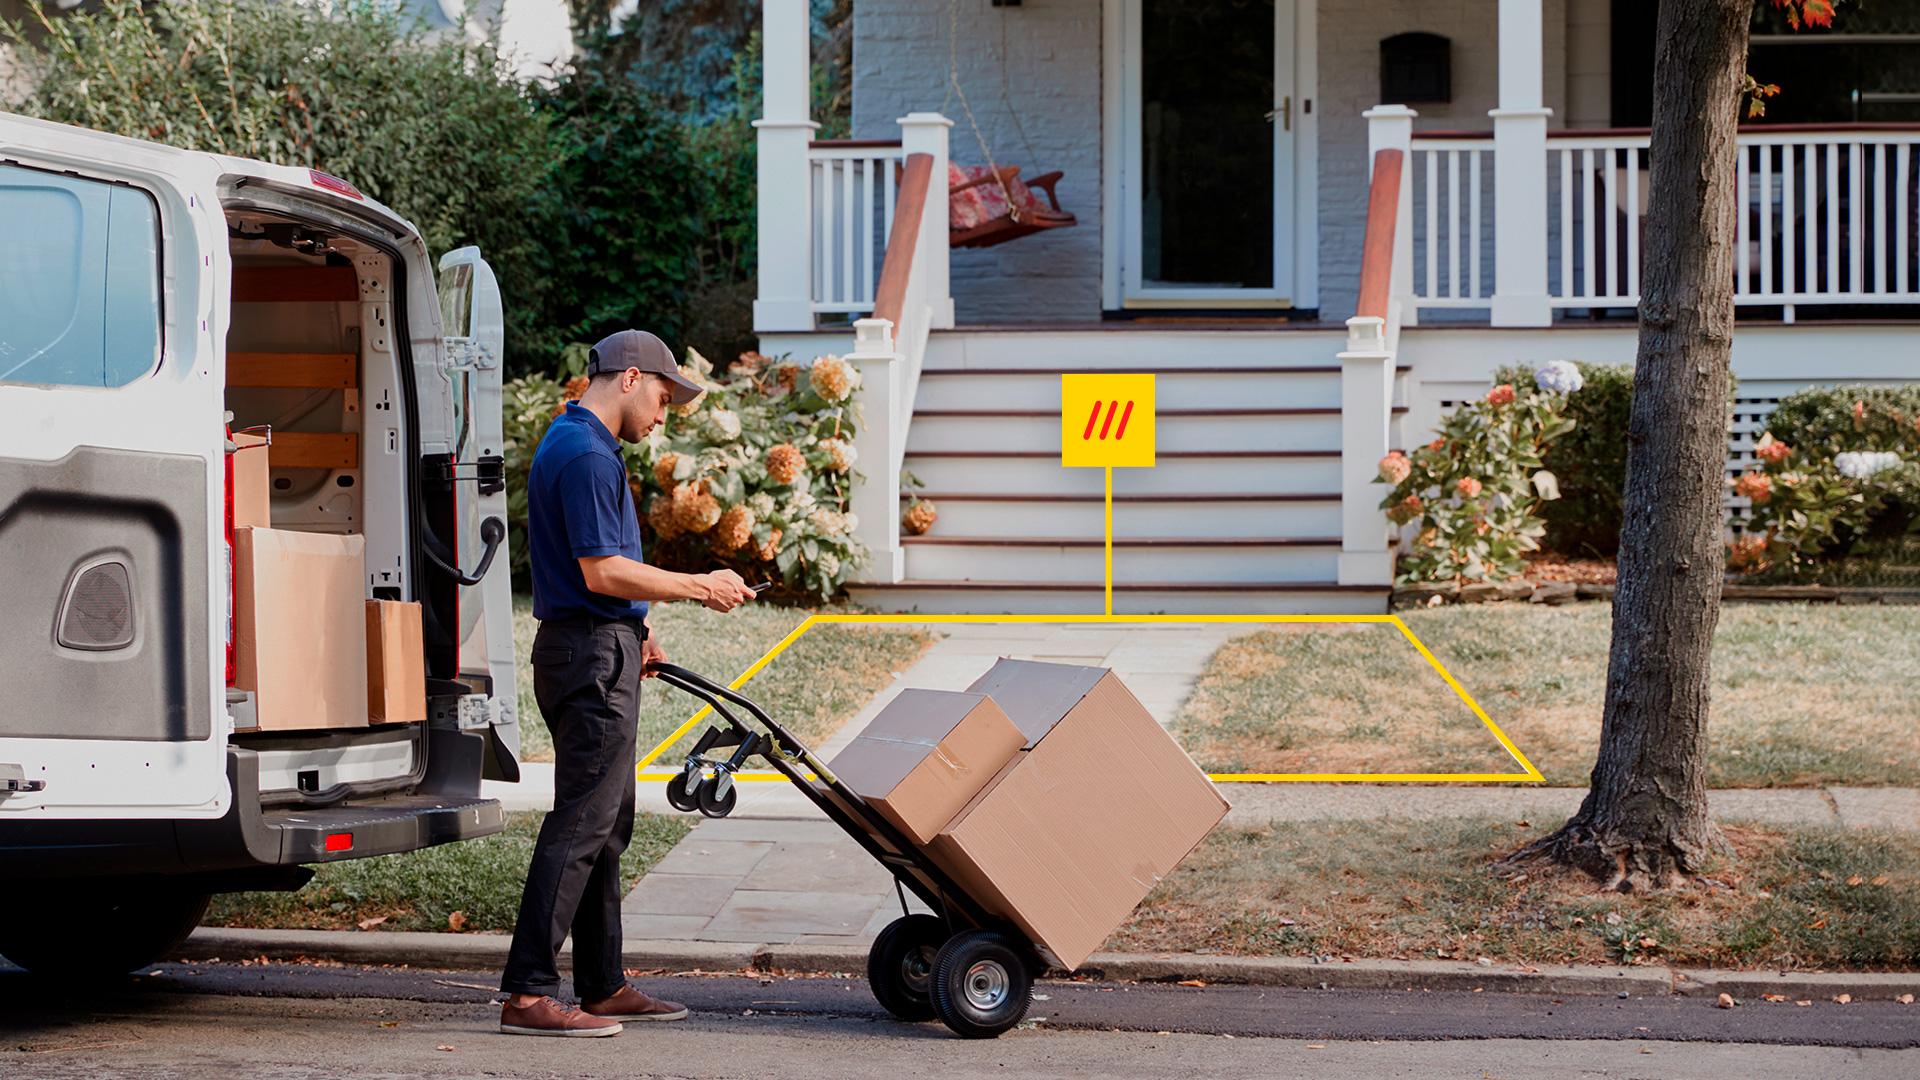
{"left": 324, "top": 833, "right": 353, "bottom": 852}
{"left": 224, "top": 427, "right": 236, "bottom": 687}
{"left": 309, "top": 170, "right": 364, "bottom": 200}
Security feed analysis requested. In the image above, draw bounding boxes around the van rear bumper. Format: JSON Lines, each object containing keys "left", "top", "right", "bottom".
{"left": 0, "top": 745, "right": 506, "bottom": 882}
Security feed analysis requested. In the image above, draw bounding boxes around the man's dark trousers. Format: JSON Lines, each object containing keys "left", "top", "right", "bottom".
{"left": 500, "top": 616, "right": 644, "bottom": 1000}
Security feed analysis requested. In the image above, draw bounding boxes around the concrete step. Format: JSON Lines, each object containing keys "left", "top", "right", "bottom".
{"left": 902, "top": 537, "right": 1339, "bottom": 583}
{"left": 845, "top": 579, "right": 1388, "bottom": 616}
{"left": 913, "top": 367, "right": 1349, "bottom": 410}
{"left": 912, "top": 494, "right": 1343, "bottom": 538}
{"left": 906, "top": 411, "right": 1347, "bottom": 454}
{"left": 902, "top": 451, "right": 1345, "bottom": 495}
{"left": 924, "top": 328, "right": 1350, "bottom": 370}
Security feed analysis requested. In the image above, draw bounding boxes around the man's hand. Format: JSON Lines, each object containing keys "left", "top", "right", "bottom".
{"left": 640, "top": 632, "right": 668, "bottom": 678}
{"left": 698, "top": 569, "right": 757, "bottom": 613}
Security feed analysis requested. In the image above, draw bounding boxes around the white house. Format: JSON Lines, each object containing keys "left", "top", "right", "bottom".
{"left": 752, "top": 0, "right": 1920, "bottom": 615}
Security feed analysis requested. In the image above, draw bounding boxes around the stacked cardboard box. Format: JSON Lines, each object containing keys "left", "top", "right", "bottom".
{"left": 366, "top": 599, "right": 427, "bottom": 723}
{"left": 830, "top": 659, "right": 1228, "bottom": 971}
{"left": 233, "top": 526, "right": 368, "bottom": 730}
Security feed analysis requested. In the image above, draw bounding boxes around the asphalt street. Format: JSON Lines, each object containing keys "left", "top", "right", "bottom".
{"left": 0, "top": 962, "right": 1913, "bottom": 1079}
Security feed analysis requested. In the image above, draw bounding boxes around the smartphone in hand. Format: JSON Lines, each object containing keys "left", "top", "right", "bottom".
{"left": 752, "top": 581, "right": 774, "bottom": 594}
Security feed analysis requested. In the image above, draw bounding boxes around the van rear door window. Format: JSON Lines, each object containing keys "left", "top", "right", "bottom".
{"left": 0, "top": 164, "right": 162, "bottom": 388}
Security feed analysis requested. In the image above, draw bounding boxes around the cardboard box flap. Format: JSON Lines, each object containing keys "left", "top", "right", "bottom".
{"left": 964, "top": 658, "right": 1110, "bottom": 747}
{"left": 831, "top": 689, "right": 1000, "bottom": 794}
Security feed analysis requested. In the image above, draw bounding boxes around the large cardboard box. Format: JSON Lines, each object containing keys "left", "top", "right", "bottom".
{"left": 365, "top": 600, "right": 426, "bottom": 723}
{"left": 927, "top": 663, "right": 1229, "bottom": 971}
{"left": 233, "top": 526, "right": 368, "bottom": 730}
{"left": 829, "top": 689, "right": 1025, "bottom": 846}
{"left": 230, "top": 430, "right": 271, "bottom": 529}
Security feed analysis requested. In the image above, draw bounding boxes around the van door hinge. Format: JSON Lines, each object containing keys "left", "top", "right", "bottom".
{"left": 424, "top": 454, "right": 506, "bottom": 495}
{"left": 444, "top": 338, "right": 499, "bottom": 372}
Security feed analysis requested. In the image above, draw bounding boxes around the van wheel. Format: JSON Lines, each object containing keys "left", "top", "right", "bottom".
{"left": 0, "top": 883, "right": 210, "bottom": 979}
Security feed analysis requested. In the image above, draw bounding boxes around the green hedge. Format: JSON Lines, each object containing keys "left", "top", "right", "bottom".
{"left": 1492, "top": 361, "right": 1634, "bottom": 557}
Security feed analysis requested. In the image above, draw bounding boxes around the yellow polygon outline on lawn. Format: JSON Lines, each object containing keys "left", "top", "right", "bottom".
{"left": 637, "top": 614, "right": 1544, "bottom": 784}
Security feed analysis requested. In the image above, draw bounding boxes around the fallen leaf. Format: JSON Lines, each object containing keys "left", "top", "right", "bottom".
{"left": 447, "top": 911, "right": 467, "bottom": 932}
{"left": 1716, "top": 993, "right": 1736, "bottom": 1009}
{"left": 1763, "top": 994, "right": 1787, "bottom": 1002}
{"left": 1177, "top": 979, "right": 1206, "bottom": 987}
{"left": 1795, "top": 1000, "right": 1812, "bottom": 1007}
{"left": 378, "top": 1021, "right": 400, "bottom": 1028}
{"left": 1221, "top": 1033, "right": 1235, "bottom": 1039}
{"left": 1834, "top": 994, "right": 1852, "bottom": 1005}
{"left": 1897, "top": 994, "right": 1914, "bottom": 1005}
{"left": 1514, "top": 821, "right": 1531, "bottom": 828}
{"left": 1847, "top": 876, "right": 1864, "bottom": 887}
{"left": 1306, "top": 1044, "right": 1325, "bottom": 1049}
{"left": 356, "top": 916, "right": 387, "bottom": 931}
{"left": 1638, "top": 937, "right": 1658, "bottom": 949}
{"left": 1809, "top": 919, "right": 1827, "bottom": 930}
{"left": 1605, "top": 912, "right": 1623, "bottom": 926}
{"left": 436, "top": 1045, "right": 454, "bottom": 1052}
{"left": 1640, "top": 1048, "right": 1653, "bottom": 1055}
{"left": 1873, "top": 875, "right": 1891, "bottom": 886}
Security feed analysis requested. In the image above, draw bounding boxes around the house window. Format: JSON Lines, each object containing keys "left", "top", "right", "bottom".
{"left": 0, "top": 164, "right": 163, "bottom": 388}
{"left": 1380, "top": 33, "right": 1451, "bottom": 105}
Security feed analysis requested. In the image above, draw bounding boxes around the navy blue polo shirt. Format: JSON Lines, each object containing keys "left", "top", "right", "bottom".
{"left": 526, "top": 401, "right": 648, "bottom": 622}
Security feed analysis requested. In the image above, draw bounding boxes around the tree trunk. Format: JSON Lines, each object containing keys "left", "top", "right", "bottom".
{"left": 1520, "top": 0, "right": 1748, "bottom": 892}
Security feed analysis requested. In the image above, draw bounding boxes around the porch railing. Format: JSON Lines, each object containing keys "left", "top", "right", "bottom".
{"left": 808, "top": 140, "right": 905, "bottom": 315}
{"left": 1391, "top": 122, "right": 1920, "bottom": 320}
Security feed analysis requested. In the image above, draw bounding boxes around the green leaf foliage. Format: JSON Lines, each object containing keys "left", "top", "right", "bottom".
{"left": 1492, "top": 361, "right": 1634, "bottom": 557}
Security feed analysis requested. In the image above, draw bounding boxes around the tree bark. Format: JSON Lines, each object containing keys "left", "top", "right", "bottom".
{"left": 1519, "top": 0, "right": 1748, "bottom": 892}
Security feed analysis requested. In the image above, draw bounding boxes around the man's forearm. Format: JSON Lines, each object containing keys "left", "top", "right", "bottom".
{"left": 580, "top": 555, "right": 719, "bottom": 604}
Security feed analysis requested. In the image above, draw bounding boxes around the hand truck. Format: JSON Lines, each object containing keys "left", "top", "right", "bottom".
{"left": 651, "top": 662, "right": 1040, "bottom": 1039}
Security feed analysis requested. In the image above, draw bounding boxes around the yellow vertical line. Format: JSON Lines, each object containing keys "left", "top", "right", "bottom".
{"left": 1104, "top": 465, "right": 1114, "bottom": 616}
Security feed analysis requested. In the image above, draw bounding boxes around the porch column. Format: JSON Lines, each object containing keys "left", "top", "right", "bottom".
{"left": 1489, "top": 0, "right": 1554, "bottom": 327}
{"left": 897, "top": 113, "right": 955, "bottom": 330}
{"left": 846, "top": 318, "right": 905, "bottom": 583}
{"left": 1337, "top": 317, "right": 1396, "bottom": 587}
{"left": 1363, "top": 105, "right": 1417, "bottom": 327}
{"left": 752, "top": 0, "right": 818, "bottom": 333}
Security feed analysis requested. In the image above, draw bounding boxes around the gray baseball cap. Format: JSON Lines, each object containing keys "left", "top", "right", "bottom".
{"left": 586, "top": 329, "right": 704, "bottom": 405}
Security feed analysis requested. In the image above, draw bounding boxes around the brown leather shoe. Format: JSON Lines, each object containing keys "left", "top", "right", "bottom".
{"left": 582, "top": 983, "right": 689, "bottom": 1022}
{"left": 500, "top": 996, "right": 624, "bottom": 1037}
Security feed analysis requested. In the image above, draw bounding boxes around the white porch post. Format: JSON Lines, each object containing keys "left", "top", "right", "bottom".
{"left": 752, "top": 0, "right": 818, "bottom": 333}
{"left": 1363, "top": 105, "right": 1417, "bottom": 327}
{"left": 1489, "top": 0, "right": 1553, "bottom": 327}
{"left": 897, "top": 113, "right": 954, "bottom": 330}
{"left": 846, "top": 318, "right": 905, "bottom": 583}
{"left": 1337, "top": 317, "right": 1396, "bottom": 587}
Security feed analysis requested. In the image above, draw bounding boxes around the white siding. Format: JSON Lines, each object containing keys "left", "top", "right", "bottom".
{"left": 854, "top": 0, "right": 1105, "bottom": 324}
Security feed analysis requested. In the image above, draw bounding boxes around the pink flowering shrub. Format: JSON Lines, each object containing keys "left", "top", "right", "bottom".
{"left": 1377, "top": 375, "right": 1578, "bottom": 584}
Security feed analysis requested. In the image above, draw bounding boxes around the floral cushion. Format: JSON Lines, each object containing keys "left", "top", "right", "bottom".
{"left": 948, "top": 163, "right": 1049, "bottom": 231}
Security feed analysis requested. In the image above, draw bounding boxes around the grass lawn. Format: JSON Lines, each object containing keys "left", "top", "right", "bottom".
{"left": 204, "top": 811, "right": 690, "bottom": 934}
{"left": 512, "top": 595, "right": 938, "bottom": 766}
{"left": 1110, "top": 818, "right": 1920, "bottom": 971}
{"left": 1175, "top": 603, "right": 1920, "bottom": 787}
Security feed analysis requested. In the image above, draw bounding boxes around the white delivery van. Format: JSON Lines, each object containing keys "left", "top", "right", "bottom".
{"left": 0, "top": 112, "right": 522, "bottom": 976}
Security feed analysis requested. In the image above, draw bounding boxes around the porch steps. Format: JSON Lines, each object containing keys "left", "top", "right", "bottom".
{"left": 846, "top": 328, "right": 1405, "bottom": 616}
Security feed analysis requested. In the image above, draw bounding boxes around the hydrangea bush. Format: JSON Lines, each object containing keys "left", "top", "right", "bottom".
{"left": 1729, "top": 387, "right": 1920, "bottom": 573}
{"left": 1377, "top": 366, "right": 1580, "bottom": 584}
{"left": 503, "top": 348, "right": 869, "bottom": 598}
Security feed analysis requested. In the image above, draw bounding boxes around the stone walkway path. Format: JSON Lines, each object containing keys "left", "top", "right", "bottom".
{"left": 477, "top": 621, "right": 1920, "bottom": 952}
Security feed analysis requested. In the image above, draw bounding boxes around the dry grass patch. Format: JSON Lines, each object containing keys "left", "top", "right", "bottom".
{"left": 1108, "top": 817, "right": 1920, "bottom": 971}
{"left": 1175, "top": 603, "right": 1920, "bottom": 787}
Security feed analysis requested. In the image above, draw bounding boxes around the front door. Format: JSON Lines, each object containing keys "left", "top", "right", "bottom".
{"left": 1121, "top": 0, "right": 1297, "bottom": 309}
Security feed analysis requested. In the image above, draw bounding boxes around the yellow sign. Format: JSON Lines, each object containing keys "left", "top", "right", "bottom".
{"left": 1061, "top": 374, "right": 1155, "bottom": 468}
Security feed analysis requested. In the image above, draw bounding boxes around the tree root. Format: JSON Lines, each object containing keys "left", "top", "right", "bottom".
{"left": 1500, "top": 817, "right": 1727, "bottom": 893}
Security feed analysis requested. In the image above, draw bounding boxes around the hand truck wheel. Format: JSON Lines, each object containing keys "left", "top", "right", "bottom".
{"left": 696, "top": 774, "right": 738, "bottom": 818}
{"left": 867, "top": 914, "right": 946, "bottom": 1022}
{"left": 665, "top": 768, "right": 702, "bottom": 813}
{"left": 929, "top": 928, "right": 1033, "bottom": 1038}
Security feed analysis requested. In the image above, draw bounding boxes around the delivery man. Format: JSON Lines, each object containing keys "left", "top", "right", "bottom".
{"left": 500, "top": 329, "right": 757, "bottom": 1037}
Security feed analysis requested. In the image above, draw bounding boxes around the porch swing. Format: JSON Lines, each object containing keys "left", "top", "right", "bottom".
{"left": 939, "top": 2, "right": 1077, "bottom": 249}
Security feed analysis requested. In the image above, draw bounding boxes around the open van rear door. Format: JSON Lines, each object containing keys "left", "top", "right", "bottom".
{"left": 433, "top": 248, "right": 518, "bottom": 773}
{"left": 0, "top": 144, "right": 228, "bottom": 819}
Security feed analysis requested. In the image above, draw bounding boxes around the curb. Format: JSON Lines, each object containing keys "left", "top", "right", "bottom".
{"left": 171, "top": 928, "right": 1920, "bottom": 1001}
